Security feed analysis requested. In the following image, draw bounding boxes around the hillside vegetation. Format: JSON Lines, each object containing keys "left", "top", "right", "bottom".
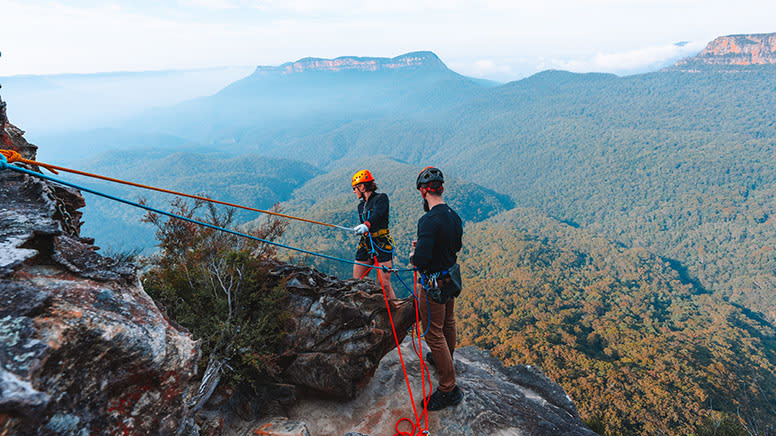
{"left": 456, "top": 208, "right": 776, "bottom": 435}
{"left": 267, "top": 68, "right": 776, "bottom": 323}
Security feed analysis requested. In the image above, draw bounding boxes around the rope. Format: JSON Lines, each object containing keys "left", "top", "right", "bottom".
{"left": 3, "top": 153, "right": 434, "bottom": 433}
{"left": 1, "top": 150, "right": 417, "bottom": 273}
{"left": 0, "top": 157, "right": 383, "bottom": 271}
{"left": 395, "top": 272, "right": 431, "bottom": 338}
{"left": 0, "top": 149, "right": 353, "bottom": 232}
{"left": 413, "top": 269, "right": 431, "bottom": 433}
{"left": 373, "top": 254, "right": 430, "bottom": 436}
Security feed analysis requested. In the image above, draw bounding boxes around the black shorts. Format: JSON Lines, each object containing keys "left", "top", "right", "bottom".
{"left": 355, "top": 246, "right": 392, "bottom": 263}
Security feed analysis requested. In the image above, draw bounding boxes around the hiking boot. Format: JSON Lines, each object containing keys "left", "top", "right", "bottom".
{"left": 424, "top": 386, "right": 463, "bottom": 411}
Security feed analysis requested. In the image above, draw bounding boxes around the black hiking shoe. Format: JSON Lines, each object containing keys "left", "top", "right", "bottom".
{"left": 424, "top": 386, "right": 463, "bottom": 411}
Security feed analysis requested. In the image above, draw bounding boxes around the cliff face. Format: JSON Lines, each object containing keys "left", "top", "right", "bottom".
{"left": 672, "top": 32, "right": 776, "bottom": 70}
{"left": 0, "top": 95, "right": 199, "bottom": 435}
{"left": 253, "top": 51, "right": 448, "bottom": 75}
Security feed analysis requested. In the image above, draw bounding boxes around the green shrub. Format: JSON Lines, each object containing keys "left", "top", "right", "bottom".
{"left": 142, "top": 198, "right": 289, "bottom": 385}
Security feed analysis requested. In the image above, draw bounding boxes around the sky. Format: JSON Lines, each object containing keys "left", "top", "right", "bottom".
{"left": 1, "top": 0, "right": 775, "bottom": 81}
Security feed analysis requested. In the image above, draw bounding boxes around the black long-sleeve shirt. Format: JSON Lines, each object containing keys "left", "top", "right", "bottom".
{"left": 357, "top": 192, "right": 389, "bottom": 232}
{"left": 410, "top": 203, "right": 463, "bottom": 274}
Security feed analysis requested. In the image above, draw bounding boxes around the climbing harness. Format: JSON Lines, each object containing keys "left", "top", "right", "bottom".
{"left": 418, "top": 264, "right": 462, "bottom": 305}
{"left": 358, "top": 228, "right": 395, "bottom": 258}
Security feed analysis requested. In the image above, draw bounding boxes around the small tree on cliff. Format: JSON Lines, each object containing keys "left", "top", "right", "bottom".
{"left": 141, "top": 198, "right": 288, "bottom": 408}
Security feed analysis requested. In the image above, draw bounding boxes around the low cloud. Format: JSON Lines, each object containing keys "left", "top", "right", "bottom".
{"left": 551, "top": 41, "right": 706, "bottom": 74}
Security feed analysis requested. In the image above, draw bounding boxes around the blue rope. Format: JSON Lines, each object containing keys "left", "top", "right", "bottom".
{"left": 394, "top": 271, "right": 415, "bottom": 295}
{"left": 0, "top": 158, "right": 388, "bottom": 271}
{"left": 367, "top": 232, "right": 394, "bottom": 254}
{"left": 394, "top": 271, "right": 431, "bottom": 337}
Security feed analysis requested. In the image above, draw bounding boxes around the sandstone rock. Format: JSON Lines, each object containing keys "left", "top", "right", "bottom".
{"left": 271, "top": 264, "right": 416, "bottom": 399}
{"left": 285, "top": 344, "right": 597, "bottom": 436}
{"left": 672, "top": 32, "right": 776, "bottom": 70}
{"left": 188, "top": 266, "right": 418, "bottom": 434}
{"left": 216, "top": 342, "right": 596, "bottom": 436}
{"left": 0, "top": 96, "right": 199, "bottom": 435}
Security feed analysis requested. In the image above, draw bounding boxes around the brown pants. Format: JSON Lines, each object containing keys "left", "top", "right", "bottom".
{"left": 418, "top": 286, "right": 456, "bottom": 392}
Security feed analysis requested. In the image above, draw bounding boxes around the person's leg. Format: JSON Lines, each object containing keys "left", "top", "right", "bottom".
{"left": 442, "top": 298, "right": 456, "bottom": 358}
{"left": 418, "top": 286, "right": 455, "bottom": 393}
{"left": 376, "top": 259, "right": 396, "bottom": 300}
{"left": 353, "top": 258, "right": 374, "bottom": 279}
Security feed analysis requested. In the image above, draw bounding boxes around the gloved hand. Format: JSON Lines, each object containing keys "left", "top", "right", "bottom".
{"left": 353, "top": 224, "right": 369, "bottom": 235}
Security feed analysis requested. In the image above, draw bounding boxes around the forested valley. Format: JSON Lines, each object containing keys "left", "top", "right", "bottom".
{"left": 50, "top": 59, "right": 776, "bottom": 435}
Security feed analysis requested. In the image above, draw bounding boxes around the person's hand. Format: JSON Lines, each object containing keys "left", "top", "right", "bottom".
{"left": 353, "top": 224, "right": 369, "bottom": 235}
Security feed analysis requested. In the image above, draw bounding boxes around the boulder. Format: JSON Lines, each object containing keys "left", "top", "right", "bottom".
{"left": 270, "top": 264, "right": 416, "bottom": 399}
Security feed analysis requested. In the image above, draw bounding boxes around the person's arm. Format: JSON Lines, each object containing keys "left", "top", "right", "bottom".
{"left": 364, "top": 194, "right": 388, "bottom": 230}
{"left": 410, "top": 215, "right": 434, "bottom": 270}
{"left": 454, "top": 212, "right": 463, "bottom": 253}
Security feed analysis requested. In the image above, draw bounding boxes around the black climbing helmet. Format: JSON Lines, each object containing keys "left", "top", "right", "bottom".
{"left": 416, "top": 166, "right": 444, "bottom": 190}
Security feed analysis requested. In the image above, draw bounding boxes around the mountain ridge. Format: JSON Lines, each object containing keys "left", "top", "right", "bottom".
{"left": 252, "top": 51, "right": 447, "bottom": 74}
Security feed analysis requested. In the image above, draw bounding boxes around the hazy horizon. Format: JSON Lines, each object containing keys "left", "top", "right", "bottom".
{"left": 1, "top": 0, "right": 775, "bottom": 82}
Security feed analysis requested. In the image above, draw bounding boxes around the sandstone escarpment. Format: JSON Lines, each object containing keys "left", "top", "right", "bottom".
{"left": 672, "top": 32, "right": 776, "bottom": 71}
{"left": 253, "top": 51, "right": 447, "bottom": 75}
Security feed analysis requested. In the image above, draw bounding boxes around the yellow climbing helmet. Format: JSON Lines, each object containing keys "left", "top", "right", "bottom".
{"left": 351, "top": 169, "right": 375, "bottom": 187}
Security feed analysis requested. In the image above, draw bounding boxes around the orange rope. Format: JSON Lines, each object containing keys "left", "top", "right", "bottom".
{"left": 0, "top": 149, "right": 344, "bottom": 229}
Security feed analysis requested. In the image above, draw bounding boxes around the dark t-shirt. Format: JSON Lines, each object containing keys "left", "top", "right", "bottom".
{"left": 357, "top": 192, "right": 389, "bottom": 232}
{"left": 410, "top": 203, "right": 463, "bottom": 273}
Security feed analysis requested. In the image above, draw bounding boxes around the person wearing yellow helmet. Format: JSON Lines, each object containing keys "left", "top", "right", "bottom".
{"left": 351, "top": 169, "right": 396, "bottom": 300}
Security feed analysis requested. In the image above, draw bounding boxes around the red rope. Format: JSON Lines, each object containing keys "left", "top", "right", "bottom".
{"left": 360, "top": 266, "right": 373, "bottom": 279}
{"left": 414, "top": 270, "right": 431, "bottom": 432}
{"left": 373, "top": 255, "right": 429, "bottom": 436}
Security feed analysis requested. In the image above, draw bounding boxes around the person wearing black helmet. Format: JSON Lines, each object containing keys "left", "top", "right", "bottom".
{"left": 351, "top": 169, "right": 397, "bottom": 300}
{"left": 409, "top": 166, "right": 464, "bottom": 411}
